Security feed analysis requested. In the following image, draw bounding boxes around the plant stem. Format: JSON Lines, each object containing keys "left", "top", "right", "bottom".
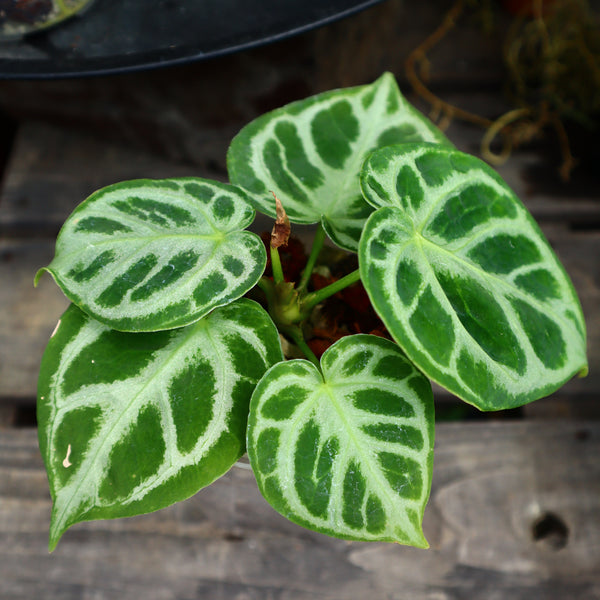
{"left": 285, "top": 326, "right": 320, "bottom": 370}
{"left": 257, "top": 276, "right": 275, "bottom": 303}
{"left": 297, "top": 223, "right": 326, "bottom": 292}
{"left": 270, "top": 245, "right": 285, "bottom": 284}
{"left": 301, "top": 269, "right": 362, "bottom": 312}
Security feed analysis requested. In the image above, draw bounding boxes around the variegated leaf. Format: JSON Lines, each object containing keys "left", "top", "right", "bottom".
{"left": 227, "top": 72, "right": 449, "bottom": 252}
{"left": 247, "top": 335, "right": 434, "bottom": 546}
{"left": 36, "top": 178, "right": 266, "bottom": 332}
{"left": 359, "top": 143, "right": 588, "bottom": 410}
{"left": 37, "top": 299, "right": 283, "bottom": 551}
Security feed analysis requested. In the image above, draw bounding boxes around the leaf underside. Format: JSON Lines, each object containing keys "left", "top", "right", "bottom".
{"left": 359, "top": 143, "right": 588, "bottom": 410}
{"left": 36, "top": 178, "right": 266, "bottom": 332}
{"left": 227, "top": 72, "right": 450, "bottom": 252}
{"left": 247, "top": 335, "right": 434, "bottom": 546}
{"left": 37, "top": 299, "right": 283, "bottom": 551}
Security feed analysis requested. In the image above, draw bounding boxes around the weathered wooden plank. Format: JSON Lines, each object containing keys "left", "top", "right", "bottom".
{"left": 0, "top": 404, "right": 17, "bottom": 427}
{"left": 2, "top": 108, "right": 598, "bottom": 240}
{"left": 2, "top": 119, "right": 598, "bottom": 240}
{"left": 0, "top": 121, "right": 200, "bottom": 237}
{"left": 0, "top": 240, "right": 68, "bottom": 401}
{"left": 0, "top": 0, "right": 596, "bottom": 212}
{"left": 2, "top": 225, "right": 597, "bottom": 404}
{"left": 1, "top": 422, "right": 598, "bottom": 599}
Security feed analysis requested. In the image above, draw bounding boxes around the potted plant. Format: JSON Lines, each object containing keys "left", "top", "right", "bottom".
{"left": 35, "top": 72, "right": 587, "bottom": 552}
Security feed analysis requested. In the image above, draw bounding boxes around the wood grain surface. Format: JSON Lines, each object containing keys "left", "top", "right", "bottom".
{"left": 1, "top": 422, "right": 598, "bottom": 600}
{"left": 0, "top": 1, "right": 598, "bottom": 597}
{"left": 1, "top": 122, "right": 598, "bottom": 404}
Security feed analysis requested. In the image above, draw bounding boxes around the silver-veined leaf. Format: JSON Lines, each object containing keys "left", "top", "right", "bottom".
{"left": 35, "top": 178, "right": 266, "bottom": 332}
{"left": 359, "top": 143, "right": 588, "bottom": 410}
{"left": 247, "top": 334, "right": 434, "bottom": 546}
{"left": 37, "top": 299, "right": 283, "bottom": 551}
{"left": 227, "top": 72, "right": 449, "bottom": 251}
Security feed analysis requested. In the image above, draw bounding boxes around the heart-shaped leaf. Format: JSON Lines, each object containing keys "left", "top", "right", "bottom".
{"left": 359, "top": 143, "right": 588, "bottom": 410}
{"left": 37, "top": 299, "right": 283, "bottom": 551}
{"left": 36, "top": 178, "right": 266, "bottom": 332}
{"left": 227, "top": 72, "right": 449, "bottom": 251}
{"left": 247, "top": 334, "right": 434, "bottom": 546}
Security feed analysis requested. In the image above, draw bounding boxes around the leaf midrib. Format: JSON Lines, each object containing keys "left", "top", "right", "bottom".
{"left": 51, "top": 319, "right": 204, "bottom": 535}
{"left": 324, "top": 380, "right": 422, "bottom": 537}
{"left": 280, "top": 373, "right": 421, "bottom": 536}
{"left": 56, "top": 233, "right": 245, "bottom": 313}
{"left": 325, "top": 81, "right": 390, "bottom": 219}
{"left": 64, "top": 232, "right": 227, "bottom": 249}
{"left": 419, "top": 235, "right": 570, "bottom": 324}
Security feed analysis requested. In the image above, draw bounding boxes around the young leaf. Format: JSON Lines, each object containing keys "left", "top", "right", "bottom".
{"left": 227, "top": 72, "right": 450, "bottom": 252}
{"left": 359, "top": 143, "right": 588, "bottom": 410}
{"left": 247, "top": 334, "right": 434, "bottom": 546}
{"left": 37, "top": 299, "right": 283, "bottom": 551}
{"left": 35, "top": 178, "right": 266, "bottom": 332}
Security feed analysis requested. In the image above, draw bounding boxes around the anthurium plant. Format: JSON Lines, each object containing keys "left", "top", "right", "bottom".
{"left": 35, "top": 72, "right": 588, "bottom": 551}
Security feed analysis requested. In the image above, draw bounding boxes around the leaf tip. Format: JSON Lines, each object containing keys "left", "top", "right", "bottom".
{"left": 34, "top": 266, "right": 48, "bottom": 288}
{"left": 399, "top": 526, "right": 429, "bottom": 549}
{"left": 378, "top": 71, "right": 395, "bottom": 85}
{"left": 47, "top": 525, "right": 64, "bottom": 553}
{"left": 578, "top": 363, "right": 589, "bottom": 378}
{"left": 48, "top": 498, "right": 75, "bottom": 553}
{"left": 48, "top": 505, "right": 76, "bottom": 553}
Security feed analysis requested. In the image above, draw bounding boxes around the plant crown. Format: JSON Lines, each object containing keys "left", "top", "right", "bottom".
{"left": 36, "top": 72, "right": 588, "bottom": 551}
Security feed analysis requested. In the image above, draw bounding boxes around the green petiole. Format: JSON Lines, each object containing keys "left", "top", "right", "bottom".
{"left": 270, "top": 245, "right": 285, "bottom": 284}
{"left": 284, "top": 326, "right": 320, "bottom": 369}
{"left": 300, "top": 269, "right": 362, "bottom": 313}
{"left": 297, "top": 224, "right": 327, "bottom": 293}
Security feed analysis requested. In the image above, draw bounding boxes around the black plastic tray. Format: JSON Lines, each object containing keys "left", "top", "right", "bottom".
{"left": 0, "top": 0, "right": 385, "bottom": 79}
